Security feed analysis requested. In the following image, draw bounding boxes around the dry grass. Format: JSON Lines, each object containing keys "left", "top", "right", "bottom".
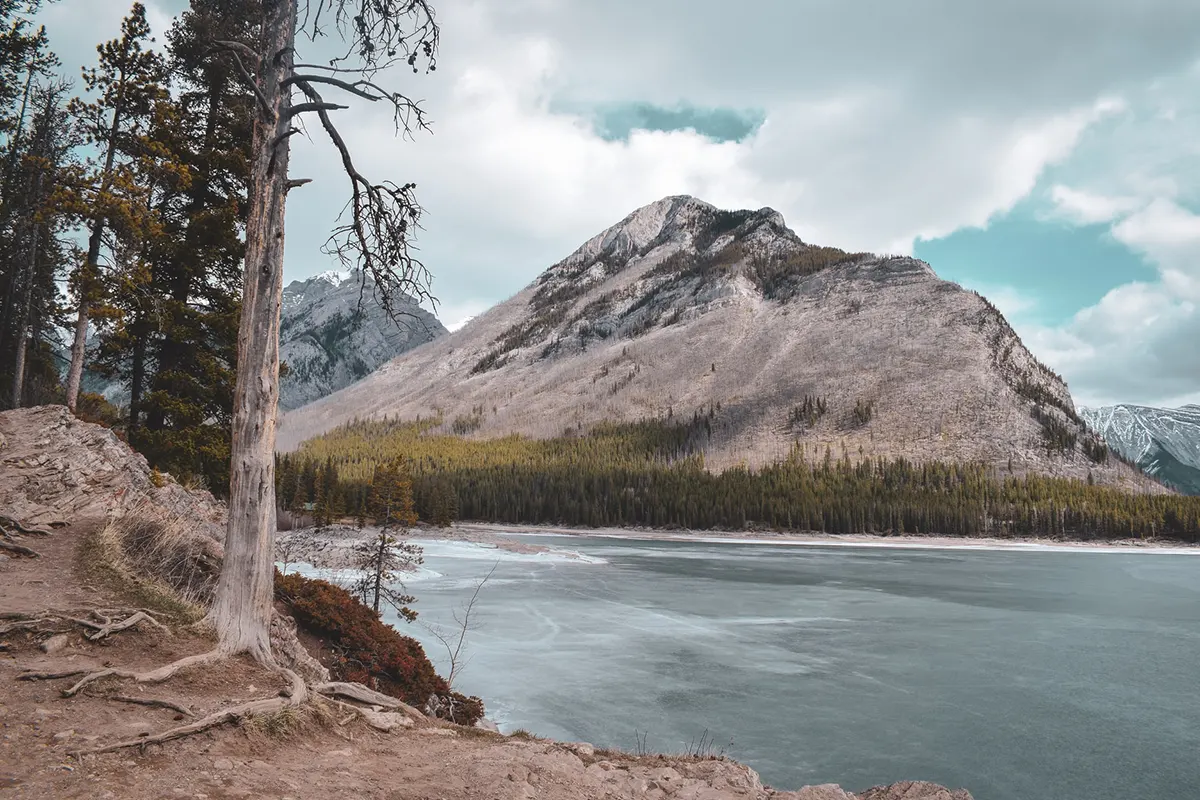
{"left": 79, "top": 501, "right": 220, "bottom": 623}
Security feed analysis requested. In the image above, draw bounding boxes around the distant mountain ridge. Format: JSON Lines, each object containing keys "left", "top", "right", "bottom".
{"left": 279, "top": 269, "right": 447, "bottom": 410}
{"left": 1079, "top": 404, "right": 1200, "bottom": 494}
{"left": 278, "top": 195, "right": 1157, "bottom": 492}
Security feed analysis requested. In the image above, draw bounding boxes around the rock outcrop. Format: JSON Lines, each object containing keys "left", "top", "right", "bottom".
{"left": 279, "top": 268, "right": 447, "bottom": 410}
{"left": 0, "top": 405, "right": 225, "bottom": 537}
{"left": 279, "top": 195, "right": 1155, "bottom": 492}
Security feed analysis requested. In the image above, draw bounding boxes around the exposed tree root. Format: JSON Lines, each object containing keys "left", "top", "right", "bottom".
{"left": 0, "top": 539, "right": 39, "bottom": 557}
{"left": 0, "top": 619, "right": 49, "bottom": 635}
{"left": 71, "top": 611, "right": 170, "bottom": 641}
{"left": 109, "top": 694, "right": 193, "bottom": 716}
{"left": 63, "top": 649, "right": 224, "bottom": 697}
{"left": 313, "top": 681, "right": 425, "bottom": 721}
{"left": 18, "top": 669, "right": 89, "bottom": 681}
{"left": 72, "top": 669, "right": 308, "bottom": 756}
{"left": 0, "top": 515, "right": 53, "bottom": 536}
{"left": 321, "top": 696, "right": 413, "bottom": 732}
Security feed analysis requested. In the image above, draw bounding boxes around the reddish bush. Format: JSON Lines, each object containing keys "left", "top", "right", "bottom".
{"left": 275, "top": 571, "right": 484, "bottom": 726}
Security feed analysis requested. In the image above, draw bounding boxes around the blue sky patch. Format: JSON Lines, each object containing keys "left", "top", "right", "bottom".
{"left": 584, "top": 102, "right": 766, "bottom": 143}
{"left": 914, "top": 202, "right": 1154, "bottom": 326}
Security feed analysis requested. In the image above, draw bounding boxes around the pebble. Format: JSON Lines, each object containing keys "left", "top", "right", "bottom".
{"left": 39, "top": 633, "right": 70, "bottom": 654}
{"left": 52, "top": 730, "right": 74, "bottom": 743}
{"left": 212, "top": 758, "right": 235, "bottom": 771}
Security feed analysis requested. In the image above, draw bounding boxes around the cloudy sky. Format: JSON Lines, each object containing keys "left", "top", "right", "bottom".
{"left": 37, "top": 0, "right": 1200, "bottom": 409}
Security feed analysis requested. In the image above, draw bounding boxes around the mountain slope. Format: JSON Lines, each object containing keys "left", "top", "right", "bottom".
{"left": 278, "top": 195, "right": 1155, "bottom": 491}
{"left": 279, "top": 269, "right": 446, "bottom": 409}
{"left": 1079, "top": 404, "right": 1200, "bottom": 494}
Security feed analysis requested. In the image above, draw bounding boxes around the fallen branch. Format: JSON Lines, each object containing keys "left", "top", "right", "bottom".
{"left": 109, "top": 695, "right": 193, "bottom": 716}
{"left": 0, "top": 540, "right": 39, "bottom": 558}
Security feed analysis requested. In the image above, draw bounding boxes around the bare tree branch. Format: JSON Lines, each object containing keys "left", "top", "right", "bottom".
{"left": 421, "top": 561, "right": 497, "bottom": 687}
{"left": 292, "top": 77, "right": 435, "bottom": 322}
{"left": 286, "top": 100, "right": 348, "bottom": 117}
{"left": 283, "top": 74, "right": 380, "bottom": 102}
{"left": 304, "top": 0, "right": 439, "bottom": 79}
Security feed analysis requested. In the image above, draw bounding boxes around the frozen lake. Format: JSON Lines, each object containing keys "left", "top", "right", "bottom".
{"left": 303, "top": 535, "right": 1200, "bottom": 799}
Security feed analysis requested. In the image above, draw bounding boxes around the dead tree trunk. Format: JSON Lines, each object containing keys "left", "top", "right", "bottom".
{"left": 65, "top": 101, "right": 124, "bottom": 413}
{"left": 205, "top": 0, "right": 298, "bottom": 663}
{"left": 10, "top": 222, "right": 39, "bottom": 408}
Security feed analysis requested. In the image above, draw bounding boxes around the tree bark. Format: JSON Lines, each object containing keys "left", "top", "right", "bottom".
{"left": 205, "top": 0, "right": 297, "bottom": 663}
{"left": 10, "top": 222, "right": 39, "bottom": 408}
{"left": 66, "top": 74, "right": 126, "bottom": 413}
{"left": 128, "top": 322, "right": 146, "bottom": 431}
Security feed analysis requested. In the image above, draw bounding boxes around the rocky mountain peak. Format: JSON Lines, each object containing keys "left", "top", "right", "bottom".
{"left": 278, "top": 269, "right": 447, "bottom": 410}
{"left": 277, "top": 198, "right": 1158, "bottom": 494}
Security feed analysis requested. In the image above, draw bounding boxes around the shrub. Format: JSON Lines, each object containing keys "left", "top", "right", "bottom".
{"left": 275, "top": 572, "right": 484, "bottom": 726}
{"left": 75, "top": 391, "right": 123, "bottom": 430}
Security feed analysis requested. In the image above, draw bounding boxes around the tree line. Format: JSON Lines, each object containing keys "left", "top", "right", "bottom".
{"left": 0, "top": 0, "right": 257, "bottom": 491}
{"left": 278, "top": 416, "right": 1200, "bottom": 543}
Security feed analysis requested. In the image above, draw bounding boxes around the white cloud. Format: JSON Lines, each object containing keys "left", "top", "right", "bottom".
{"left": 1019, "top": 198, "right": 1200, "bottom": 407}
{"left": 1048, "top": 185, "right": 1142, "bottom": 225}
{"left": 969, "top": 284, "right": 1040, "bottom": 320}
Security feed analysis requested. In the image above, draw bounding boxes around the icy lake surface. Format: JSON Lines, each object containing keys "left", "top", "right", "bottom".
{"left": 297, "top": 536, "right": 1200, "bottom": 800}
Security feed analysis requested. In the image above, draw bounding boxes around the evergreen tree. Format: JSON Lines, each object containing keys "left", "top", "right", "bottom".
{"left": 5, "top": 82, "right": 74, "bottom": 407}
{"left": 62, "top": 2, "right": 166, "bottom": 412}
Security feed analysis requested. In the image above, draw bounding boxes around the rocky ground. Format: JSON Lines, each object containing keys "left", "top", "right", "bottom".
{"left": 0, "top": 406, "right": 974, "bottom": 799}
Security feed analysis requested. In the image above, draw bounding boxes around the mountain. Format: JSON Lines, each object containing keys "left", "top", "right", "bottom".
{"left": 278, "top": 269, "right": 447, "bottom": 410}
{"left": 1079, "top": 404, "right": 1200, "bottom": 494}
{"left": 277, "top": 195, "right": 1156, "bottom": 491}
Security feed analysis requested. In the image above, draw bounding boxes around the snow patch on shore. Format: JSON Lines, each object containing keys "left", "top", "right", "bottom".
{"left": 412, "top": 538, "right": 608, "bottom": 565}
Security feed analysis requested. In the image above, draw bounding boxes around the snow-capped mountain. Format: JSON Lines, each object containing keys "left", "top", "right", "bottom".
{"left": 1079, "top": 404, "right": 1200, "bottom": 494}
{"left": 278, "top": 195, "right": 1156, "bottom": 493}
{"left": 279, "top": 269, "right": 447, "bottom": 410}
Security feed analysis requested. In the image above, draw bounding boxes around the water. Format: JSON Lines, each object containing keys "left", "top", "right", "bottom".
{"left": 337, "top": 536, "right": 1200, "bottom": 800}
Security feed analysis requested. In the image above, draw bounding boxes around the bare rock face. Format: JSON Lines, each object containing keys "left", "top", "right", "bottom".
{"left": 279, "top": 195, "right": 1155, "bottom": 492}
{"left": 279, "top": 269, "right": 447, "bottom": 410}
{"left": 0, "top": 405, "right": 226, "bottom": 538}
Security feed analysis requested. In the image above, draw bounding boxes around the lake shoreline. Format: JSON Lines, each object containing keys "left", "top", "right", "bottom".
{"left": 450, "top": 521, "right": 1200, "bottom": 554}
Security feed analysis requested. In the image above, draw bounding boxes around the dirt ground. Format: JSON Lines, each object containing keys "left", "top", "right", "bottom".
{"left": 0, "top": 515, "right": 973, "bottom": 800}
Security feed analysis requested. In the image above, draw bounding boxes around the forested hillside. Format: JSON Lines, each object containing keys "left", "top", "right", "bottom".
{"left": 278, "top": 416, "right": 1200, "bottom": 543}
